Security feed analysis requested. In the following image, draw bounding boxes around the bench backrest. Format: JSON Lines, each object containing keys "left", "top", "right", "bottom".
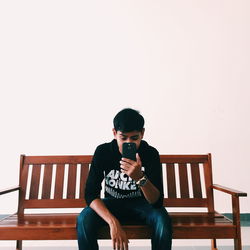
{"left": 18, "top": 154, "right": 214, "bottom": 213}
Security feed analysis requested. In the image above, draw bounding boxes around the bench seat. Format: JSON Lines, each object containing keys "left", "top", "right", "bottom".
{"left": 0, "top": 211, "right": 236, "bottom": 240}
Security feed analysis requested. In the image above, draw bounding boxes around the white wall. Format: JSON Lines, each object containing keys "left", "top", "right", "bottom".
{"left": 0, "top": 0, "right": 249, "bottom": 213}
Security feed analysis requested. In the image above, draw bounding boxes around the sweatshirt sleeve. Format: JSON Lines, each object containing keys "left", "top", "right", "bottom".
{"left": 84, "top": 145, "right": 105, "bottom": 206}
{"left": 145, "top": 149, "right": 164, "bottom": 208}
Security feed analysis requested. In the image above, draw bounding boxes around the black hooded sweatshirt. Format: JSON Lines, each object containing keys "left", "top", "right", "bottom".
{"left": 85, "top": 139, "right": 163, "bottom": 208}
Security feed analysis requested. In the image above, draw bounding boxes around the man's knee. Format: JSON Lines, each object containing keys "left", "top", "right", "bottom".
{"left": 77, "top": 207, "right": 97, "bottom": 230}
{"left": 77, "top": 207, "right": 100, "bottom": 250}
{"left": 149, "top": 208, "right": 172, "bottom": 234}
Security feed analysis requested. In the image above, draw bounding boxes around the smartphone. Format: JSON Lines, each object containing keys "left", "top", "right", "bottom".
{"left": 122, "top": 142, "right": 137, "bottom": 161}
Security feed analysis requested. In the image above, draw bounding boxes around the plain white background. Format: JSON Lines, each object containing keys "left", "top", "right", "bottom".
{"left": 0, "top": 0, "right": 249, "bottom": 215}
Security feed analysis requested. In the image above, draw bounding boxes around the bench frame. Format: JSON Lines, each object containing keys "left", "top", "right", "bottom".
{"left": 0, "top": 154, "right": 247, "bottom": 250}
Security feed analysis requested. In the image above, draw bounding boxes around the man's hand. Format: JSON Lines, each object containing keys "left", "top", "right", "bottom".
{"left": 90, "top": 199, "right": 130, "bottom": 250}
{"left": 120, "top": 153, "right": 144, "bottom": 181}
{"left": 109, "top": 218, "right": 129, "bottom": 250}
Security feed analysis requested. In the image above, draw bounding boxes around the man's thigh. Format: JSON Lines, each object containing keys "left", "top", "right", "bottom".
{"left": 127, "top": 198, "right": 171, "bottom": 226}
{"left": 103, "top": 198, "right": 169, "bottom": 223}
{"left": 78, "top": 198, "right": 137, "bottom": 226}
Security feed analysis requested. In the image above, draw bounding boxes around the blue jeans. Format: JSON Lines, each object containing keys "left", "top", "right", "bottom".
{"left": 77, "top": 198, "right": 172, "bottom": 250}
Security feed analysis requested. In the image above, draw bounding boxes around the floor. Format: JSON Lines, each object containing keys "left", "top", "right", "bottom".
{"left": 0, "top": 226, "right": 249, "bottom": 249}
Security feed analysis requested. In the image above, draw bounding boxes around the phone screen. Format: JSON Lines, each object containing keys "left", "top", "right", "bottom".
{"left": 122, "top": 142, "right": 137, "bottom": 161}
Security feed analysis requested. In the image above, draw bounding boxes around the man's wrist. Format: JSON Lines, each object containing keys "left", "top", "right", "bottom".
{"left": 135, "top": 171, "right": 144, "bottom": 182}
{"left": 107, "top": 216, "right": 119, "bottom": 227}
{"left": 136, "top": 172, "right": 148, "bottom": 187}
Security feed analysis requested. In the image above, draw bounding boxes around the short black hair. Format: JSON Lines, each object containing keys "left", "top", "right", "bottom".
{"left": 113, "top": 108, "right": 145, "bottom": 132}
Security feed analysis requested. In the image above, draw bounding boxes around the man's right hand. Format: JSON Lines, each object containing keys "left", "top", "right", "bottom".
{"left": 89, "top": 199, "right": 129, "bottom": 249}
{"left": 109, "top": 219, "right": 129, "bottom": 250}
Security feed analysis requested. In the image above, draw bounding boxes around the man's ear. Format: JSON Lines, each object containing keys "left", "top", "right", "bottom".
{"left": 141, "top": 128, "right": 145, "bottom": 138}
{"left": 112, "top": 128, "right": 117, "bottom": 138}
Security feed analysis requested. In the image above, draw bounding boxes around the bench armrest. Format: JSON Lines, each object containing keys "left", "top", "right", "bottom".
{"left": 212, "top": 184, "right": 247, "bottom": 228}
{"left": 0, "top": 186, "right": 20, "bottom": 195}
{"left": 212, "top": 184, "right": 247, "bottom": 197}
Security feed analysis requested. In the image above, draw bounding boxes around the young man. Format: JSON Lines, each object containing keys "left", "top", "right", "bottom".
{"left": 77, "top": 108, "right": 172, "bottom": 250}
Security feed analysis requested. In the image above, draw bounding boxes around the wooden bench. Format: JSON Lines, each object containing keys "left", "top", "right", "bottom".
{"left": 0, "top": 154, "right": 247, "bottom": 250}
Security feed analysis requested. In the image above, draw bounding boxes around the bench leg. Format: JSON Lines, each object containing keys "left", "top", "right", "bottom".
{"left": 16, "top": 240, "right": 22, "bottom": 250}
{"left": 232, "top": 195, "right": 242, "bottom": 250}
{"left": 211, "top": 239, "right": 217, "bottom": 250}
{"left": 234, "top": 238, "right": 242, "bottom": 250}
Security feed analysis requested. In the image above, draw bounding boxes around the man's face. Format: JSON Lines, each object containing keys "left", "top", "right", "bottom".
{"left": 113, "top": 129, "right": 145, "bottom": 154}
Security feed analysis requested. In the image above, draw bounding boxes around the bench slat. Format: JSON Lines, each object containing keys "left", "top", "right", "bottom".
{"left": 163, "top": 198, "right": 207, "bottom": 207}
{"left": 42, "top": 164, "right": 53, "bottom": 199}
{"left": 80, "top": 163, "right": 89, "bottom": 199}
{"left": 191, "top": 163, "right": 203, "bottom": 198}
{"left": 23, "top": 199, "right": 87, "bottom": 208}
{"left": 178, "top": 163, "right": 189, "bottom": 198}
{"left": 54, "top": 164, "right": 65, "bottom": 199}
{"left": 166, "top": 163, "right": 176, "bottom": 198}
{"left": 67, "top": 164, "right": 77, "bottom": 199}
{"left": 24, "top": 155, "right": 93, "bottom": 165}
{"left": 160, "top": 155, "right": 208, "bottom": 163}
{"left": 29, "top": 164, "right": 41, "bottom": 199}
